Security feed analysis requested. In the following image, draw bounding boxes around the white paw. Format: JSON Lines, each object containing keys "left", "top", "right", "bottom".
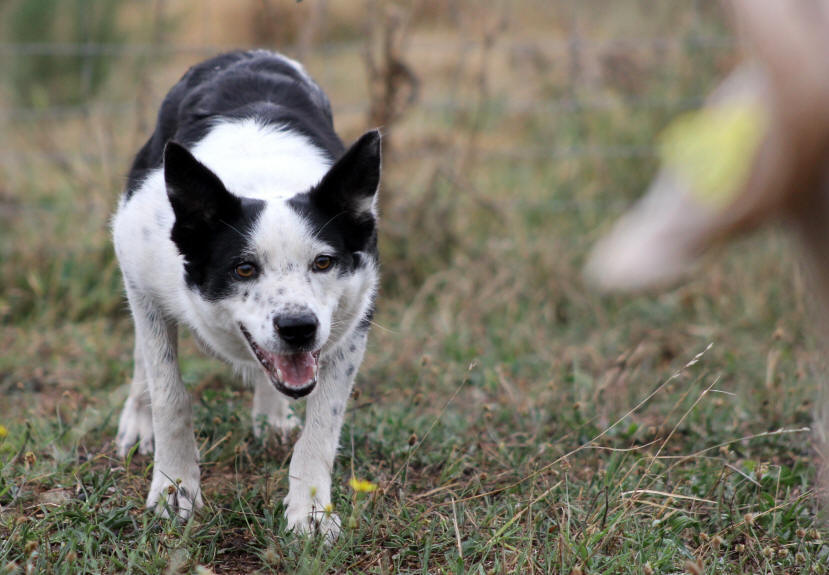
{"left": 251, "top": 407, "right": 301, "bottom": 441}
{"left": 116, "top": 395, "right": 154, "bottom": 457}
{"left": 285, "top": 500, "right": 341, "bottom": 543}
{"left": 146, "top": 466, "right": 203, "bottom": 520}
{"left": 284, "top": 484, "right": 340, "bottom": 542}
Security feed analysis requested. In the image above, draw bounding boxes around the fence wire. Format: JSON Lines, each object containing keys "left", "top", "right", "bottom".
{"left": 0, "top": 33, "right": 736, "bottom": 168}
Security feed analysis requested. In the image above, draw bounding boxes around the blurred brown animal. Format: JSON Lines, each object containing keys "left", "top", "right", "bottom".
{"left": 585, "top": 0, "right": 829, "bottom": 295}
{"left": 585, "top": 0, "right": 829, "bottom": 492}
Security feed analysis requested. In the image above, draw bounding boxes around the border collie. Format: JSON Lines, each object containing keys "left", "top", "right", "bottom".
{"left": 112, "top": 50, "right": 381, "bottom": 540}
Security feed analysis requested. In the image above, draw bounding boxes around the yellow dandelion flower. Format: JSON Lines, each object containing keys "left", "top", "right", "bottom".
{"left": 349, "top": 478, "right": 378, "bottom": 493}
{"left": 0, "top": 425, "right": 7, "bottom": 439}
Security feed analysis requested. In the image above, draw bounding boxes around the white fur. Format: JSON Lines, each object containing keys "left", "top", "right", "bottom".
{"left": 113, "top": 119, "right": 378, "bottom": 538}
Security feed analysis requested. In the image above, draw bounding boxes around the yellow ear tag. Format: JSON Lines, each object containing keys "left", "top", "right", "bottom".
{"left": 658, "top": 102, "right": 766, "bottom": 209}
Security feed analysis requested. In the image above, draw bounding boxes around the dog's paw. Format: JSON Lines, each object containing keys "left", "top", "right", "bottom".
{"left": 146, "top": 468, "right": 203, "bottom": 520}
{"left": 285, "top": 501, "right": 341, "bottom": 543}
{"left": 116, "top": 395, "right": 154, "bottom": 457}
{"left": 251, "top": 407, "right": 301, "bottom": 442}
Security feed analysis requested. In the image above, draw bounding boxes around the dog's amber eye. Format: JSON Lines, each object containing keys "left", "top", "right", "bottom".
{"left": 234, "top": 263, "right": 257, "bottom": 279}
{"left": 312, "top": 255, "right": 334, "bottom": 272}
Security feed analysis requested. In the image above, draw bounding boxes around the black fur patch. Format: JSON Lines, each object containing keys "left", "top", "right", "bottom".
{"left": 164, "top": 142, "right": 265, "bottom": 300}
{"left": 288, "top": 131, "right": 381, "bottom": 274}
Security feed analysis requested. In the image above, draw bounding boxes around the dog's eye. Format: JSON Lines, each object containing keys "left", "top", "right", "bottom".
{"left": 312, "top": 255, "right": 335, "bottom": 272}
{"left": 234, "top": 263, "right": 258, "bottom": 279}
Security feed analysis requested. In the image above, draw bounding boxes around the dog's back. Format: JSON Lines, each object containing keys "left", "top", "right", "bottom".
{"left": 126, "top": 50, "right": 345, "bottom": 196}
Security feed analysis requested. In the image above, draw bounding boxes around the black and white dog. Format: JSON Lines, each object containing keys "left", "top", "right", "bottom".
{"left": 112, "top": 50, "right": 381, "bottom": 539}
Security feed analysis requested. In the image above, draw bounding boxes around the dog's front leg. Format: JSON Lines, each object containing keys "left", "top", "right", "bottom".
{"left": 283, "top": 351, "right": 358, "bottom": 541}
{"left": 116, "top": 338, "right": 154, "bottom": 456}
{"left": 250, "top": 369, "right": 301, "bottom": 441}
{"left": 131, "top": 300, "right": 203, "bottom": 519}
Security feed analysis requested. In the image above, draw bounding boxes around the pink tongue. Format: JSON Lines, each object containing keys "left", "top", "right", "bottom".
{"left": 275, "top": 353, "right": 316, "bottom": 389}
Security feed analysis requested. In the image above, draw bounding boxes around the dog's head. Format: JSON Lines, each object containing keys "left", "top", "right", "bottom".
{"left": 164, "top": 130, "right": 381, "bottom": 398}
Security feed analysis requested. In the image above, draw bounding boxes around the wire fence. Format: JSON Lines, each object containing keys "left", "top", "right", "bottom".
{"left": 0, "top": 33, "right": 738, "bottom": 55}
{"left": 0, "top": 32, "right": 738, "bottom": 168}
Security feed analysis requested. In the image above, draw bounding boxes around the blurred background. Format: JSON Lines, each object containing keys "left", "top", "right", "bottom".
{"left": 0, "top": 1, "right": 824, "bottom": 571}
{"left": 3, "top": 0, "right": 807, "bottom": 423}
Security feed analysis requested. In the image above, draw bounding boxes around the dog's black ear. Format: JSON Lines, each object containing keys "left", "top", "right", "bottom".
{"left": 164, "top": 141, "right": 242, "bottom": 255}
{"left": 311, "top": 129, "right": 382, "bottom": 221}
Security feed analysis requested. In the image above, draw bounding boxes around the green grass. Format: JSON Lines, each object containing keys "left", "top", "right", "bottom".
{"left": 2, "top": 1, "right": 829, "bottom": 573}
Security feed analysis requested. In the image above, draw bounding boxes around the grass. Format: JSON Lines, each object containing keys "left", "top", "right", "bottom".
{"left": 1, "top": 1, "right": 828, "bottom": 573}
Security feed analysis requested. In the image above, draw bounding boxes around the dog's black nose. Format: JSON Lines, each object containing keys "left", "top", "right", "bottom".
{"left": 274, "top": 313, "right": 318, "bottom": 347}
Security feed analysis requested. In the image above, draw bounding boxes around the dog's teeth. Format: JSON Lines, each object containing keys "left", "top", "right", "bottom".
{"left": 276, "top": 367, "right": 284, "bottom": 382}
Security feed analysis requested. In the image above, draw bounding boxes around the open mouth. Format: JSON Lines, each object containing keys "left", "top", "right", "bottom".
{"left": 240, "top": 325, "right": 320, "bottom": 398}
